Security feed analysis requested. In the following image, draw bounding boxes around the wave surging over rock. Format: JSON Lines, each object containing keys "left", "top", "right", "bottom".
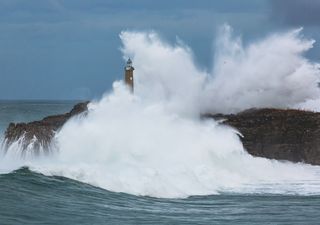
{"left": 2, "top": 26, "right": 320, "bottom": 198}
{"left": 30, "top": 84, "right": 320, "bottom": 198}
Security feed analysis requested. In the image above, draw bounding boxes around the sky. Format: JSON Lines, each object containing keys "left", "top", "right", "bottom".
{"left": 0, "top": 0, "right": 320, "bottom": 100}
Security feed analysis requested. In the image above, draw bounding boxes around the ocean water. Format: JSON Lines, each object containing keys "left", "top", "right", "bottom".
{"left": 0, "top": 101, "right": 320, "bottom": 225}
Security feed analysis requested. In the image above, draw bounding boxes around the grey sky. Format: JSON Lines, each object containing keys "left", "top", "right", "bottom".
{"left": 0, "top": 0, "right": 319, "bottom": 100}
{"left": 270, "top": 0, "right": 320, "bottom": 26}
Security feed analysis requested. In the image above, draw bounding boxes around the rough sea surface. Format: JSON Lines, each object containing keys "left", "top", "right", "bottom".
{"left": 1, "top": 101, "right": 320, "bottom": 225}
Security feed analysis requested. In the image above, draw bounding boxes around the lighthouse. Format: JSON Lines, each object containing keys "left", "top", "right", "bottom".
{"left": 124, "top": 58, "right": 134, "bottom": 93}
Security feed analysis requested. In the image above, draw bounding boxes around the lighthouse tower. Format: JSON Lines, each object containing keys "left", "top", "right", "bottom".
{"left": 124, "top": 58, "right": 134, "bottom": 93}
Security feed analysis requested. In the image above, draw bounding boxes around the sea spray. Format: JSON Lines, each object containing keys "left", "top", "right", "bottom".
{"left": 205, "top": 26, "right": 320, "bottom": 113}
{"left": 28, "top": 82, "right": 320, "bottom": 198}
{"left": 121, "top": 26, "right": 320, "bottom": 114}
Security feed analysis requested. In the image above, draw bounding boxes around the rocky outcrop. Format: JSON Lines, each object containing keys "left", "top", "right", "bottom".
{"left": 3, "top": 100, "right": 320, "bottom": 165}
{"left": 3, "top": 102, "right": 89, "bottom": 153}
{"left": 205, "top": 108, "right": 320, "bottom": 165}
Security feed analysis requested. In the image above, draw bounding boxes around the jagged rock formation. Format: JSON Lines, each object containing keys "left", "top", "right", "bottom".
{"left": 3, "top": 102, "right": 89, "bottom": 153}
{"left": 205, "top": 108, "right": 320, "bottom": 165}
{"left": 3, "top": 101, "right": 320, "bottom": 165}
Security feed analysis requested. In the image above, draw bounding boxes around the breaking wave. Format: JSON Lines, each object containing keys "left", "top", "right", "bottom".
{"left": 2, "top": 26, "right": 320, "bottom": 198}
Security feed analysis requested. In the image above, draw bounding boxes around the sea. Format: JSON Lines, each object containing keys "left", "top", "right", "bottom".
{"left": 0, "top": 100, "right": 320, "bottom": 225}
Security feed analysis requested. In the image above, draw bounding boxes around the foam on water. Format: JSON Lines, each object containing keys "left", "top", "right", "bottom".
{"left": 28, "top": 86, "right": 320, "bottom": 198}
{"left": 2, "top": 26, "right": 320, "bottom": 198}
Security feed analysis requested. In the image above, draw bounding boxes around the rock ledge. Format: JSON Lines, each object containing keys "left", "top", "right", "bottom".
{"left": 3, "top": 101, "right": 89, "bottom": 152}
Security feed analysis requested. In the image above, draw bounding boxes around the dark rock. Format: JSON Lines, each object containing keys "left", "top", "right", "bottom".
{"left": 204, "top": 108, "right": 320, "bottom": 165}
{"left": 3, "top": 101, "right": 89, "bottom": 153}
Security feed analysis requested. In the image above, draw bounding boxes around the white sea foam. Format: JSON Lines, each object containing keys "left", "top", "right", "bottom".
{"left": 2, "top": 26, "right": 320, "bottom": 198}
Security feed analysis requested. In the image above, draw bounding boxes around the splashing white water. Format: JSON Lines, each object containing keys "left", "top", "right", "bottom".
{"left": 207, "top": 26, "right": 320, "bottom": 113}
{"left": 121, "top": 25, "right": 320, "bottom": 114}
{"left": 2, "top": 26, "right": 320, "bottom": 198}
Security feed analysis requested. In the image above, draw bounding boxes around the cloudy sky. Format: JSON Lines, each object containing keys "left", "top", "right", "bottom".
{"left": 0, "top": 0, "right": 319, "bottom": 100}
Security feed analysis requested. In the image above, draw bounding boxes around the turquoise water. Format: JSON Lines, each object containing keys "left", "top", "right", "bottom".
{"left": 0, "top": 101, "right": 319, "bottom": 224}
{"left": 1, "top": 168, "right": 320, "bottom": 225}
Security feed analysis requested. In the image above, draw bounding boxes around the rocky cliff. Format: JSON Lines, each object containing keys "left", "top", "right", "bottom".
{"left": 3, "top": 102, "right": 89, "bottom": 153}
{"left": 205, "top": 108, "right": 320, "bottom": 165}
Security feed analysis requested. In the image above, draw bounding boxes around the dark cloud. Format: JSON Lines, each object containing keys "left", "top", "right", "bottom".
{"left": 270, "top": 0, "right": 320, "bottom": 27}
